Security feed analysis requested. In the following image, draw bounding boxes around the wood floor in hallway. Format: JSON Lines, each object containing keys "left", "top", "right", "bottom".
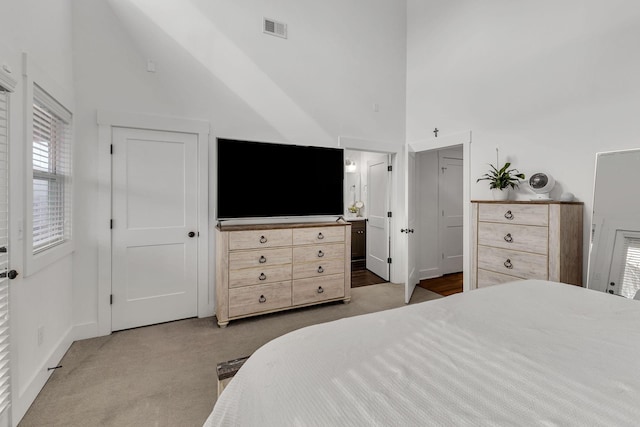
{"left": 351, "top": 269, "right": 387, "bottom": 288}
{"left": 418, "top": 272, "right": 463, "bottom": 296}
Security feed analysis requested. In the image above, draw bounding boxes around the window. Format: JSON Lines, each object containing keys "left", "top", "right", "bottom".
{"left": 32, "top": 84, "right": 72, "bottom": 254}
{"left": 609, "top": 230, "right": 640, "bottom": 299}
{"left": 0, "top": 85, "right": 12, "bottom": 418}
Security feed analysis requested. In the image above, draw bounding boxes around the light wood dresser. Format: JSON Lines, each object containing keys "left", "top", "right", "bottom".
{"left": 215, "top": 220, "right": 351, "bottom": 327}
{"left": 470, "top": 201, "right": 583, "bottom": 289}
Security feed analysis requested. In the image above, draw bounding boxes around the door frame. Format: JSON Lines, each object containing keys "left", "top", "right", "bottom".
{"left": 339, "top": 137, "right": 401, "bottom": 283}
{"left": 409, "top": 131, "right": 472, "bottom": 292}
{"left": 97, "top": 111, "right": 210, "bottom": 336}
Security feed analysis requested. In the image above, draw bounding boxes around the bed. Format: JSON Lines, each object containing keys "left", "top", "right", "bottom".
{"left": 204, "top": 280, "right": 640, "bottom": 426}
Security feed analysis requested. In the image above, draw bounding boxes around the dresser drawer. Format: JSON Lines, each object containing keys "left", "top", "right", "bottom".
{"left": 229, "top": 264, "right": 292, "bottom": 288}
{"left": 293, "top": 274, "right": 345, "bottom": 305}
{"left": 293, "top": 226, "right": 345, "bottom": 245}
{"left": 229, "top": 281, "right": 292, "bottom": 317}
{"left": 229, "top": 248, "right": 292, "bottom": 270}
{"left": 293, "top": 258, "right": 344, "bottom": 279}
{"left": 477, "top": 269, "right": 522, "bottom": 288}
{"left": 477, "top": 222, "right": 548, "bottom": 254}
{"left": 478, "top": 203, "right": 548, "bottom": 226}
{"left": 293, "top": 243, "right": 344, "bottom": 263}
{"left": 229, "top": 229, "right": 292, "bottom": 250}
{"left": 477, "top": 246, "right": 548, "bottom": 279}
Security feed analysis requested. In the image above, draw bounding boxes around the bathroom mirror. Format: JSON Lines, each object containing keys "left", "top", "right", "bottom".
{"left": 587, "top": 148, "right": 640, "bottom": 299}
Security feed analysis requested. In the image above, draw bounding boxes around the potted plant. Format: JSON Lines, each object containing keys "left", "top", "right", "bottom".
{"left": 477, "top": 153, "right": 525, "bottom": 201}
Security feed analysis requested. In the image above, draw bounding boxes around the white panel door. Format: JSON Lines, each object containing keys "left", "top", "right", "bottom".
{"left": 439, "top": 147, "right": 464, "bottom": 274}
{"left": 404, "top": 144, "right": 418, "bottom": 303}
{"left": 366, "top": 155, "right": 389, "bottom": 280}
{"left": 112, "top": 127, "right": 198, "bottom": 331}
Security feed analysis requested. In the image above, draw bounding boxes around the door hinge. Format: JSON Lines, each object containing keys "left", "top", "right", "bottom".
{"left": 387, "top": 165, "right": 392, "bottom": 172}
{"left": 442, "top": 210, "right": 445, "bottom": 217}
{"left": 110, "top": 219, "right": 113, "bottom": 229}
{"left": 110, "top": 144, "right": 113, "bottom": 154}
{"left": 387, "top": 212, "right": 392, "bottom": 218}
{"left": 387, "top": 257, "right": 392, "bottom": 264}
{"left": 442, "top": 253, "right": 444, "bottom": 259}
{"left": 110, "top": 294, "right": 113, "bottom": 305}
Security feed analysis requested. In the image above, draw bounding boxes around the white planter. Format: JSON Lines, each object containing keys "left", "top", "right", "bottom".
{"left": 492, "top": 188, "right": 510, "bottom": 201}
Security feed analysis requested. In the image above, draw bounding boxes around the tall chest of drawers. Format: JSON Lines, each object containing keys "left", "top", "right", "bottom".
{"left": 470, "top": 201, "right": 583, "bottom": 289}
{"left": 215, "top": 221, "right": 351, "bottom": 327}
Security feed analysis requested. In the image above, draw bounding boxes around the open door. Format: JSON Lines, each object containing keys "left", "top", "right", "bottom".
{"left": 404, "top": 144, "right": 418, "bottom": 303}
{"left": 366, "top": 155, "right": 390, "bottom": 280}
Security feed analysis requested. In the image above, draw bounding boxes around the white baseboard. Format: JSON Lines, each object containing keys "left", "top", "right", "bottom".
{"left": 13, "top": 326, "right": 74, "bottom": 426}
{"left": 419, "top": 267, "right": 441, "bottom": 281}
{"left": 73, "top": 321, "right": 101, "bottom": 341}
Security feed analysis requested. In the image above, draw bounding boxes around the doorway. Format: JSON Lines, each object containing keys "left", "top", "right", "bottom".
{"left": 404, "top": 134, "right": 470, "bottom": 303}
{"left": 416, "top": 145, "right": 464, "bottom": 289}
{"left": 344, "top": 149, "right": 390, "bottom": 288}
{"left": 97, "top": 111, "right": 210, "bottom": 336}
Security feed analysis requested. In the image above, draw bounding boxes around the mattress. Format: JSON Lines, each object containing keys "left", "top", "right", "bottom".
{"left": 204, "top": 280, "right": 640, "bottom": 426}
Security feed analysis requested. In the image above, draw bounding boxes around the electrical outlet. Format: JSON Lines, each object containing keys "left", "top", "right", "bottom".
{"left": 37, "top": 326, "right": 44, "bottom": 346}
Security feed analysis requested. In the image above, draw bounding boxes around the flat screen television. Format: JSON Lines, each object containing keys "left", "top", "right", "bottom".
{"left": 217, "top": 138, "right": 344, "bottom": 220}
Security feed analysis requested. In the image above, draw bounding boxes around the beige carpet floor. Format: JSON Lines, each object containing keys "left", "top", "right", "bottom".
{"left": 18, "top": 283, "right": 442, "bottom": 427}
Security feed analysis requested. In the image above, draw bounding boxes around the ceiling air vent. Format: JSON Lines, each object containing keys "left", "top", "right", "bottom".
{"left": 263, "top": 18, "right": 287, "bottom": 39}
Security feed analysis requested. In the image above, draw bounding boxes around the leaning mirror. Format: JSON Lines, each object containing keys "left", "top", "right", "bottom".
{"left": 588, "top": 148, "right": 640, "bottom": 299}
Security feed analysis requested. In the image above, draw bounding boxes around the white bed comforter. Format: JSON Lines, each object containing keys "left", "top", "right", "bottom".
{"left": 204, "top": 280, "right": 640, "bottom": 426}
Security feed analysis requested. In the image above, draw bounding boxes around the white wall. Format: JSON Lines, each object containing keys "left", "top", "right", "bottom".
{"left": 407, "top": 0, "right": 640, "bottom": 281}
{"left": 72, "top": 0, "right": 407, "bottom": 332}
{"left": 0, "top": 1, "right": 76, "bottom": 424}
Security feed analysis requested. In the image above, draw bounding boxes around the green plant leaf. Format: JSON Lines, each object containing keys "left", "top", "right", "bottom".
{"left": 477, "top": 161, "right": 525, "bottom": 190}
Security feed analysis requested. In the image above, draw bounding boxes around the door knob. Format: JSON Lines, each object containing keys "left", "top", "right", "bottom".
{"left": 188, "top": 231, "right": 196, "bottom": 238}
{"left": 1, "top": 270, "right": 18, "bottom": 280}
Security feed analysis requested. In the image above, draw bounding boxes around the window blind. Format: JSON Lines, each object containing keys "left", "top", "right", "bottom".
{"left": 618, "top": 236, "right": 640, "bottom": 299}
{"left": 32, "top": 84, "right": 72, "bottom": 254}
{"left": 0, "top": 87, "right": 12, "bottom": 416}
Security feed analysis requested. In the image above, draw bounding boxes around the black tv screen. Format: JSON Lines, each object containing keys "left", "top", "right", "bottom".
{"left": 217, "top": 139, "right": 344, "bottom": 219}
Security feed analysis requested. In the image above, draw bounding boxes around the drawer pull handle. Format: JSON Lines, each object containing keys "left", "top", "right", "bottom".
{"left": 317, "top": 232, "right": 324, "bottom": 240}
{"left": 259, "top": 295, "right": 266, "bottom": 303}
{"left": 504, "top": 259, "right": 513, "bottom": 269}
{"left": 259, "top": 235, "right": 267, "bottom": 244}
{"left": 317, "top": 266, "right": 324, "bottom": 273}
{"left": 317, "top": 286, "right": 324, "bottom": 294}
{"left": 504, "top": 210, "right": 514, "bottom": 220}
{"left": 259, "top": 255, "right": 267, "bottom": 264}
{"left": 318, "top": 250, "right": 324, "bottom": 258}
{"left": 504, "top": 233, "right": 513, "bottom": 243}
{"left": 259, "top": 273, "right": 267, "bottom": 281}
